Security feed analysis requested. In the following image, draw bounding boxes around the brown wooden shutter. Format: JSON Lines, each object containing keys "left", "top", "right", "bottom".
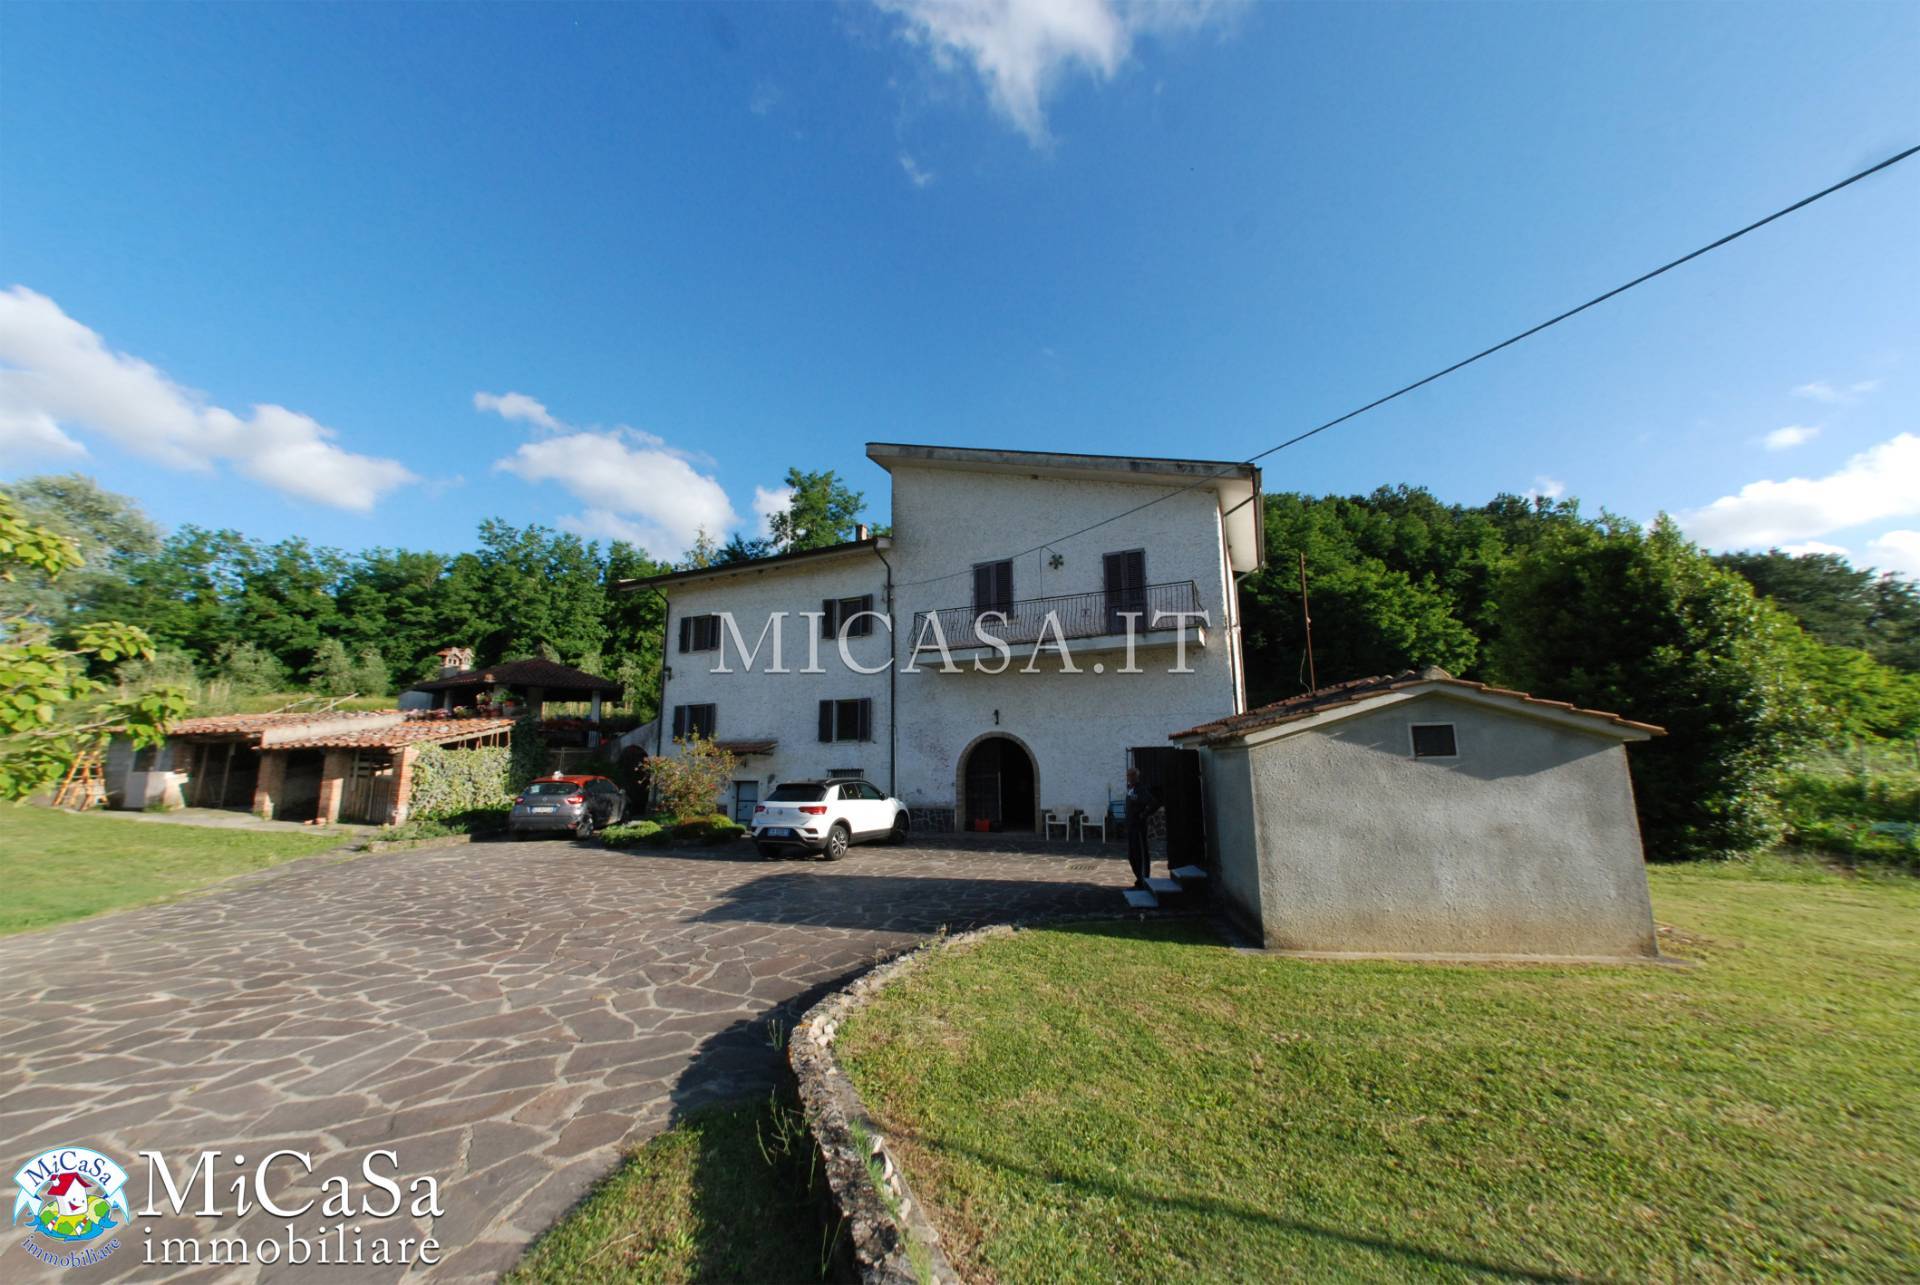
{"left": 672, "top": 705, "right": 687, "bottom": 738}
{"left": 858, "top": 698, "right": 872, "bottom": 742}
{"left": 821, "top": 599, "right": 837, "bottom": 638}
{"left": 818, "top": 700, "right": 833, "bottom": 742}
{"left": 678, "top": 617, "right": 691, "bottom": 653}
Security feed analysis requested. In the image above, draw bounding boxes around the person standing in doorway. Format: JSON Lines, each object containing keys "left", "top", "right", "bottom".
{"left": 1125, "top": 767, "right": 1158, "bottom": 888}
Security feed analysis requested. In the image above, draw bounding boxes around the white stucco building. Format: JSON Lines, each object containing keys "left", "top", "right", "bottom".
{"left": 625, "top": 443, "right": 1262, "bottom": 831}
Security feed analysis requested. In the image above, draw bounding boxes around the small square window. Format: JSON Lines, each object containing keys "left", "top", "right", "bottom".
{"left": 1410, "top": 723, "right": 1457, "bottom": 758}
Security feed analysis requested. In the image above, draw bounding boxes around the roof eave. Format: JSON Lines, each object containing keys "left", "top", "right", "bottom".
{"left": 617, "top": 536, "right": 890, "bottom": 592}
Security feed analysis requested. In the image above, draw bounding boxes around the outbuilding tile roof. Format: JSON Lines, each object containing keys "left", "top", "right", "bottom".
{"left": 1171, "top": 667, "right": 1665, "bottom": 743}
{"left": 267, "top": 717, "right": 518, "bottom": 750}
{"left": 409, "top": 657, "right": 622, "bottom": 694}
{"left": 166, "top": 711, "right": 394, "bottom": 737}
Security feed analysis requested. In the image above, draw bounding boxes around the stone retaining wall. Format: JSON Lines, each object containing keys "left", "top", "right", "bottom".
{"left": 789, "top": 909, "right": 1206, "bottom": 1284}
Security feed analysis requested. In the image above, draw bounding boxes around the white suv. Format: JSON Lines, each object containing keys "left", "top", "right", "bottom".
{"left": 751, "top": 778, "right": 909, "bottom": 860}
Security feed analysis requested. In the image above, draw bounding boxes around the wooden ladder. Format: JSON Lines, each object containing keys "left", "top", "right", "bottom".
{"left": 52, "top": 749, "right": 107, "bottom": 810}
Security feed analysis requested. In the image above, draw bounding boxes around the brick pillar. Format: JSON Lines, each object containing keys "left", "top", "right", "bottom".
{"left": 253, "top": 752, "right": 287, "bottom": 820}
{"left": 316, "top": 750, "right": 351, "bottom": 825}
{"left": 388, "top": 746, "right": 418, "bottom": 827}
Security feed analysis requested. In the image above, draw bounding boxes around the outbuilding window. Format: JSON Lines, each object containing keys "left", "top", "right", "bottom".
{"left": 1410, "top": 723, "right": 1458, "bottom": 759}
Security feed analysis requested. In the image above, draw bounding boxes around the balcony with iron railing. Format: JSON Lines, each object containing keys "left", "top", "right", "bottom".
{"left": 911, "top": 580, "right": 1208, "bottom": 657}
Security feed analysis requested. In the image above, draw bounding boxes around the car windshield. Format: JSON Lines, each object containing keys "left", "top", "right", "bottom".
{"left": 524, "top": 781, "right": 581, "bottom": 796}
{"left": 766, "top": 784, "right": 826, "bottom": 802}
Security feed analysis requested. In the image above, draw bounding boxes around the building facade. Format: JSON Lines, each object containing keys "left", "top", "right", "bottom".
{"left": 629, "top": 443, "right": 1263, "bottom": 831}
{"left": 1172, "top": 669, "right": 1664, "bottom": 960}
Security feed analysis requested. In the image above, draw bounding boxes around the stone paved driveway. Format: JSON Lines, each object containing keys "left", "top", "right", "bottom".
{"left": 0, "top": 836, "right": 1127, "bottom": 1281}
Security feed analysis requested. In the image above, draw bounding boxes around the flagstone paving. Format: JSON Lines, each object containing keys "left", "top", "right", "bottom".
{"left": 0, "top": 835, "right": 1125, "bottom": 1282}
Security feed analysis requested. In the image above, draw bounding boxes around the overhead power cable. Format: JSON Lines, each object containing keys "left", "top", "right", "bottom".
{"left": 891, "top": 142, "right": 1919, "bottom": 590}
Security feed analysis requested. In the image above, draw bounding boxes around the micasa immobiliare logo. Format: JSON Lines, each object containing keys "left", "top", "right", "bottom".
{"left": 11, "top": 1146, "right": 130, "bottom": 1269}
{"left": 12, "top": 1144, "right": 446, "bottom": 1271}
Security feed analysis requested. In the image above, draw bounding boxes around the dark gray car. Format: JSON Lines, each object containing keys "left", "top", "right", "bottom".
{"left": 509, "top": 775, "right": 627, "bottom": 839}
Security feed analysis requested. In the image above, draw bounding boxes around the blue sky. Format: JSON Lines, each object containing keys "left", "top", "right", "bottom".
{"left": 3, "top": 1, "right": 1916, "bottom": 574}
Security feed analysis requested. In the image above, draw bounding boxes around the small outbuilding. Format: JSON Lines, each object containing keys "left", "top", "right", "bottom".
{"left": 105, "top": 710, "right": 514, "bottom": 826}
{"left": 1171, "top": 667, "right": 1664, "bottom": 961}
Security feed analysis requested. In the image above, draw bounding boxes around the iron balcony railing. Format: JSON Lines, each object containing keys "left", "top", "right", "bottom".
{"left": 914, "top": 580, "right": 1206, "bottom": 650}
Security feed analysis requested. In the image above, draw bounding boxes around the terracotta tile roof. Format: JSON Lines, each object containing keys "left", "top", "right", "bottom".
{"left": 1171, "top": 667, "right": 1666, "bottom": 743}
{"left": 713, "top": 739, "right": 778, "bottom": 755}
{"left": 167, "top": 711, "right": 394, "bottom": 738}
{"left": 267, "top": 717, "right": 518, "bottom": 750}
{"left": 409, "top": 657, "right": 622, "bottom": 694}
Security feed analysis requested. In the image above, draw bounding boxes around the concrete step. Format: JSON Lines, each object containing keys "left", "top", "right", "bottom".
{"left": 1121, "top": 887, "right": 1160, "bottom": 910}
{"left": 1145, "top": 876, "right": 1182, "bottom": 898}
{"left": 1169, "top": 865, "right": 1208, "bottom": 883}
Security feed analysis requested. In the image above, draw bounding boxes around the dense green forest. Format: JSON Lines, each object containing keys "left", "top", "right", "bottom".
{"left": 4, "top": 471, "right": 1916, "bottom": 861}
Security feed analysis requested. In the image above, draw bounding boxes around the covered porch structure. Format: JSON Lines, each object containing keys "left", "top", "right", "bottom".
{"left": 406, "top": 657, "right": 623, "bottom": 743}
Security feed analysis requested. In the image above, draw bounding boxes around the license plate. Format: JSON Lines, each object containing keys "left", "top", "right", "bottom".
{"left": 532, "top": 806, "right": 556, "bottom": 814}
{"left": 762, "top": 827, "right": 791, "bottom": 838}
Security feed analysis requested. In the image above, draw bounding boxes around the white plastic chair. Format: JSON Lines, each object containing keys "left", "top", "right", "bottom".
{"left": 1076, "top": 807, "right": 1107, "bottom": 842}
{"left": 1043, "top": 808, "right": 1072, "bottom": 840}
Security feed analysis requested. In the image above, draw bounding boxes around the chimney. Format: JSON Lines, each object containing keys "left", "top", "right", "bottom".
{"left": 436, "top": 645, "right": 475, "bottom": 678}
{"left": 855, "top": 523, "right": 870, "bottom": 541}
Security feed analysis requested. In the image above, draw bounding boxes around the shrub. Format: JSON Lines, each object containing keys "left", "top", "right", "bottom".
{"left": 601, "top": 819, "right": 664, "bottom": 849}
{"left": 1776, "top": 764, "right": 1920, "bottom": 869}
{"left": 651, "top": 736, "right": 738, "bottom": 822}
{"left": 408, "top": 743, "right": 512, "bottom": 819}
{"left": 671, "top": 814, "right": 747, "bottom": 846}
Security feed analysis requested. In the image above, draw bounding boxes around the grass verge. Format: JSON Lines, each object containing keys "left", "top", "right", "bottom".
{"left": 0, "top": 805, "right": 346, "bottom": 936}
{"left": 836, "top": 860, "right": 1920, "bottom": 1281}
{"left": 507, "top": 1095, "right": 829, "bottom": 1284}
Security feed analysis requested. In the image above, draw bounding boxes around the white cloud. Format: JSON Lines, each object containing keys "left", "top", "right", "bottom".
{"left": 0, "top": 404, "right": 86, "bottom": 458}
{"left": 490, "top": 412, "right": 739, "bottom": 560}
{"left": 0, "top": 285, "right": 416, "bottom": 510}
{"left": 874, "top": 0, "right": 1235, "bottom": 145}
{"left": 1762, "top": 424, "right": 1820, "bottom": 451}
{"left": 1678, "top": 433, "right": 1920, "bottom": 549}
{"left": 898, "top": 152, "right": 937, "bottom": 188}
{"left": 473, "top": 390, "right": 562, "bottom": 431}
{"left": 1792, "top": 378, "right": 1882, "bottom": 405}
{"left": 749, "top": 81, "right": 783, "bottom": 115}
{"left": 1867, "top": 530, "right": 1920, "bottom": 578}
{"left": 753, "top": 484, "right": 793, "bottom": 537}
{"left": 1780, "top": 541, "right": 1851, "bottom": 559}
{"left": 1526, "top": 476, "right": 1566, "bottom": 501}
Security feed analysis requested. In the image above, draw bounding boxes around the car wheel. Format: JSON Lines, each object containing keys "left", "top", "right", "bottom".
{"left": 823, "top": 823, "right": 850, "bottom": 861}
{"left": 575, "top": 814, "right": 595, "bottom": 840}
{"left": 888, "top": 811, "right": 909, "bottom": 845}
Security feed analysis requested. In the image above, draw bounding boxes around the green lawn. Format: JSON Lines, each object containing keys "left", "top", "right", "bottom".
{"left": 0, "top": 806, "right": 348, "bottom": 936}
{"left": 507, "top": 1096, "right": 828, "bottom": 1285}
{"left": 837, "top": 860, "right": 1920, "bottom": 1282}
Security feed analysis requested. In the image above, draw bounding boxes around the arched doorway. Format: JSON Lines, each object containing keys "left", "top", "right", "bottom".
{"left": 961, "top": 735, "right": 1037, "bottom": 832}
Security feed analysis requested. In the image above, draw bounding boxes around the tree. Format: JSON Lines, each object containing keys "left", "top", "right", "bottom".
{"left": 1718, "top": 548, "right": 1920, "bottom": 673}
{"left": 604, "top": 541, "right": 670, "bottom": 720}
{"left": 351, "top": 646, "right": 391, "bottom": 698}
{"left": 214, "top": 641, "right": 289, "bottom": 695}
{"left": 307, "top": 638, "right": 358, "bottom": 696}
{"left": 767, "top": 468, "right": 865, "bottom": 552}
{"left": 0, "top": 495, "right": 186, "bottom": 800}
{"left": 0, "top": 474, "right": 162, "bottom": 624}
{"left": 1489, "top": 518, "right": 1819, "bottom": 859}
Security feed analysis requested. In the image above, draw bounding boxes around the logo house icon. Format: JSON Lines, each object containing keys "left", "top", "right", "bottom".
{"left": 12, "top": 1148, "right": 131, "bottom": 1244}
